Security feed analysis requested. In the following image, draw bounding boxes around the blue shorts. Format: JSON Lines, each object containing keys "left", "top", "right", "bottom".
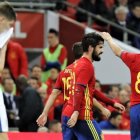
{"left": 130, "top": 104, "right": 140, "bottom": 140}
{"left": 62, "top": 116, "right": 103, "bottom": 140}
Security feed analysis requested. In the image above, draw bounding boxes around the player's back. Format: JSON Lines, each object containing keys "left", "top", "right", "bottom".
{"left": 54, "top": 62, "right": 77, "bottom": 117}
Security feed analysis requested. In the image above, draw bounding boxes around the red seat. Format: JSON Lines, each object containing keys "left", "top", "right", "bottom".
{"left": 67, "top": 0, "right": 80, "bottom": 5}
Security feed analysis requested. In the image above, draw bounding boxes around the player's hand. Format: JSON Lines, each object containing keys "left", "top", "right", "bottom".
{"left": 114, "top": 102, "right": 125, "bottom": 113}
{"left": 101, "top": 108, "right": 111, "bottom": 119}
{"left": 67, "top": 111, "right": 79, "bottom": 128}
{"left": 100, "top": 32, "right": 113, "bottom": 41}
{"left": 36, "top": 112, "right": 47, "bottom": 127}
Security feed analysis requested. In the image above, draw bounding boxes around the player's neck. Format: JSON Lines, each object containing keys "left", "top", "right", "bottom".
{"left": 82, "top": 53, "right": 93, "bottom": 62}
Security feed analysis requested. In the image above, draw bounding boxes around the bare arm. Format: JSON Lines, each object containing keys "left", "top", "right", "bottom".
{"left": 43, "top": 89, "right": 61, "bottom": 115}
{"left": 93, "top": 98, "right": 104, "bottom": 111}
{"left": 101, "top": 32, "right": 123, "bottom": 57}
{"left": 93, "top": 98, "right": 111, "bottom": 119}
{"left": 0, "top": 45, "right": 7, "bottom": 74}
{"left": 36, "top": 89, "right": 61, "bottom": 126}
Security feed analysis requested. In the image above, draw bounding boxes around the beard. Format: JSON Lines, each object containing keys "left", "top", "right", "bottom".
{"left": 92, "top": 50, "right": 102, "bottom": 61}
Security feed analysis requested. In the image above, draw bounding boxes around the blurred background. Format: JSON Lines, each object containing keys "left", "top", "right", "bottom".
{"left": 1, "top": 0, "right": 140, "bottom": 139}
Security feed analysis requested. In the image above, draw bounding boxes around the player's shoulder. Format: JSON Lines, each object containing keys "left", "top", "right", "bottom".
{"left": 76, "top": 57, "right": 93, "bottom": 69}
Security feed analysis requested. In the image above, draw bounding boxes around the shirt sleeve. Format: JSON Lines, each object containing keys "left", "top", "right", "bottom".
{"left": 94, "top": 89, "right": 115, "bottom": 106}
{"left": 121, "top": 51, "right": 137, "bottom": 68}
{"left": 54, "top": 73, "right": 62, "bottom": 90}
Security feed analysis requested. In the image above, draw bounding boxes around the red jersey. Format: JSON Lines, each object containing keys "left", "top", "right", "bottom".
{"left": 121, "top": 51, "right": 140, "bottom": 106}
{"left": 54, "top": 62, "right": 76, "bottom": 116}
{"left": 55, "top": 57, "right": 115, "bottom": 120}
{"left": 73, "top": 57, "right": 95, "bottom": 120}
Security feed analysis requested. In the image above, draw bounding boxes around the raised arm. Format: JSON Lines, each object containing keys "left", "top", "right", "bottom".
{"left": 101, "top": 32, "right": 123, "bottom": 57}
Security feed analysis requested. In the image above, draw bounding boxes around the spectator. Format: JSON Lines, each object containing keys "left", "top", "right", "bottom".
{"left": 28, "top": 76, "right": 47, "bottom": 106}
{"left": 31, "top": 65, "right": 47, "bottom": 105}
{"left": 99, "top": 111, "right": 122, "bottom": 130}
{"left": 76, "top": 0, "right": 110, "bottom": 26}
{"left": 115, "top": 0, "right": 129, "bottom": 9}
{"left": 31, "top": 65, "right": 42, "bottom": 82}
{"left": 0, "top": 68, "right": 11, "bottom": 81}
{"left": 5, "top": 40, "right": 28, "bottom": 80}
{"left": 28, "top": 77, "right": 39, "bottom": 90}
{"left": 16, "top": 75, "right": 43, "bottom": 132}
{"left": 120, "top": 100, "right": 130, "bottom": 130}
{"left": 41, "top": 28, "right": 67, "bottom": 82}
{"left": 95, "top": 79, "right": 102, "bottom": 91}
{"left": 2, "top": 78, "right": 19, "bottom": 127}
{"left": 110, "top": 6, "right": 129, "bottom": 41}
{"left": 0, "top": 68, "right": 11, "bottom": 91}
{"left": 121, "top": 83, "right": 131, "bottom": 94}
{"left": 0, "top": 68, "right": 16, "bottom": 95}
{"left": 126, "top": 1, "right": 140, "bottom": 49}
{"left": 48, "top": 120, "right": 62, "bottom": 133}
{"left": 107, "top": 85, "right": 120, "bottom": 99}
{"left": 118, "top": 89, "right": 129, "bottom": 104}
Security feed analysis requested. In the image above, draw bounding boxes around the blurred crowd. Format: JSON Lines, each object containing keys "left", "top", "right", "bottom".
{"left": 0, "top": 26, "right": 131, "bottom": 132}
{"left": 0, "top": 0, "right": 137, "bottom": 133}
{"left": 12, "top": 0, "right": 140, "bottom": 49}
{"left": 74, "top": 0, "right": 140, "bottom": 49}
{"left": 8, "top": 0, "right": 140, "bottom": 49}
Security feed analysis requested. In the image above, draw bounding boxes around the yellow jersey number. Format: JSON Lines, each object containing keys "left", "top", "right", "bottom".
{"left": 135, "top": 72, "right": 140, "bottom": 94}
{"left": 62, "top": 72, "right": 75, "bottom": 101}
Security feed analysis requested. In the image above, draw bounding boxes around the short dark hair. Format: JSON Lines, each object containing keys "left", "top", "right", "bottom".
{"left": 109, "top": 111, "right": 121, "bottom": 120}
{"left": 2, "top": 77, "right": 13, "bottom": 85}
{"left": 82, "top": 32, "right": 104, "bottom": 52}
{"left": 49, "top": 28, "right": 59, "bottom": 36}
{"left": 31, "top": 64, "right": 42, "bottom": 72}
{"left": 50, "top": 65, "right": 61, "bottom": 72}
{"left": 0, "top": 2, "right": 16, "bottom": 21}
{"left": 72, "top": 42, "right": 83, "bottom": 60}
{"left": 29, "top": 76, "right": 39, "bottom": 82}
{"left": 16, "top": 75, "right": 28, "bottom": 92}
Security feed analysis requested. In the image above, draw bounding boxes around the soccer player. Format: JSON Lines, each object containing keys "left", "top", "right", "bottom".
{"left": 37, "top": 40, "right": 124, "bottom": 140}
{"left": 101, "top": 32, "right": 140, "bottom": 140}
{"left": 0, "top": 1, "right": 16, "bottom": 134}
{"left": 66, "top": 33, "right": 125, "bottom": 140}
{"left": 37, "top": 42, "right": 111, "bottom": 137}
